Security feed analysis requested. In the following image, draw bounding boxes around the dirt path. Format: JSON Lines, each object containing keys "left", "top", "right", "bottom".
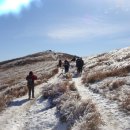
{"left": 73, "top": 77, "right": 130, "bottom": 130}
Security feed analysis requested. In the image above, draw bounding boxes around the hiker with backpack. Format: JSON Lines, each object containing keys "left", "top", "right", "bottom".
{"left": 76, "top": 57, "right": 84, "bottom": 74}
{"left": 58, "top": 59, "right": 62, "bottom": 67}
{"left": 26, "top": 71, "right": 37, "bottom": 100}
{"left": 63, "top": 59, "right": 70, "bottom": 73}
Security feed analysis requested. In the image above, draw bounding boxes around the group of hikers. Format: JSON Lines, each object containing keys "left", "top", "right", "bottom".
{"left": 26, "top": 57, "right": 84, "bottom": 100}
{"left": 58, "top": 57, "right": 84, "bottom": 74}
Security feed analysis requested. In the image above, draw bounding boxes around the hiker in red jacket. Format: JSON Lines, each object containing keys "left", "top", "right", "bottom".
{"left": 26, "top": 71, "right": 37, "bottom": 100}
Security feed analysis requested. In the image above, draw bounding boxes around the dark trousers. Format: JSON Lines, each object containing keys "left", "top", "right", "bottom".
{"left": 28, "top": 85, "right": 34, "bottom": 98}
{"left": 65, "top": 66, "right": 69, "bottom": 73}
{"left": 77, "top": 67, "right": 83, "bottom": 74}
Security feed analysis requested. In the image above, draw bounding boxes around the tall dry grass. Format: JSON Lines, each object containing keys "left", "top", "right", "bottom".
{"left": 42, "top": 81, "right": 101, "bottom": 130}
{"left": 57, "top": 92, "right": 101, "bottom": 130}
{"left": 121, "top": 94, "right": 130, "bottom": 111}
{"left": 0, "top": 67, "right": 58, "bottom": 112}
{"left": 82, "top": 65, "right": 130, "bottom": 84}
{"left": 109, "top": 80, "right": 126, "bottom": 91}
{"left": 42, "top": 81, "right": 76, "bottom": 99}
{"left": 0, "top": 85, "right": 28, "bottom": 111}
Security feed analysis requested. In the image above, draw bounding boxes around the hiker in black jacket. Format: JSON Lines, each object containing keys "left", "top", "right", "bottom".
{"left": 63, "top": 60, "right": 70, "bottom": 73}
{"left": 76, "top": 58, "right": 84, "bottom": 74}
{"left": 58, "top": 60, "right": 62, "bottom": 67}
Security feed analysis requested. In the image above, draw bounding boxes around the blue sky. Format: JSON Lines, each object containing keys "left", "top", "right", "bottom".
{"left": 0, "top": 0, "right": 130, "bottom": 61}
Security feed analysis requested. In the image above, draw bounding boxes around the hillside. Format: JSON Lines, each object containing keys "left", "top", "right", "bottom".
{"left": 0, "top": 47, "right": 130, "bottom": 130}
{"left": 0, "top": 51, "right": 75, "bottom": 111}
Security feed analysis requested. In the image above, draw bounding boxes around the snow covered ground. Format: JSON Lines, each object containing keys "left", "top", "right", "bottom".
{"left": 0, "top": 47, "right": 130, "bottom": 130}
{"left": 0, "top": 71, "right": 67, "bottom": 130}
{"left": 73, "top": 77, "right": 130, "bottom": 130}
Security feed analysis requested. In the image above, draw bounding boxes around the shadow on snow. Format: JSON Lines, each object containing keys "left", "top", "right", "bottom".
{"left": 8, "top": 98, "right": 29, "bottom": 107}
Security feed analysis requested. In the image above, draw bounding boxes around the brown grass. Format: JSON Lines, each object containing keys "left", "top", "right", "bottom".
{"left": 42, "top": 81, "right": 76, "bottom": 99}
{"left": 69, "top": 82, "right": 76, "bottom": 91}
{"left": 121, "top": 95, "right": 130, "bottom": 111}
{"left": 0, "top": 96, "right": 6, "bottom": 111}
{"left": 42, "top": 78, "right": 101, "bottom": 130}
{"left": 6, "top": 79, "right": 15, "bottom": 86}
{"left": 0, "top": 85, "right": 28, "bottom": 112}
{"left": 97, "top": 56, "right": 109, "bottom": 63}
{"left": 0, "top": 85, "right": 8, "bottom": 91}
{"left": 82, "top": 66, "right": 130, "bottom": 84}
{"left": 109, "top": 80, "right": 126, "bottom": 91}
{"left": 41, "top": 68, "right": 59, "bottom": 80}
{"left": 57, "top": 92, "right": 101, "bottom": 130}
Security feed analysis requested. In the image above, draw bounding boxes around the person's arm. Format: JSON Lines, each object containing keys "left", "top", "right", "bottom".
{"left": 32, "top": 75, "right": 37, "bottom": 80}
{"left": 26, "top": 76, "right": 29, "bottom": 80}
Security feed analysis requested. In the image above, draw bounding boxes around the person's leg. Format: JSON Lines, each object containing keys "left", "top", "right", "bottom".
{"left": 80, "top": 67, "right": 83, "bottom": 73}
{"left": 65, "top": 67, "right": 67, "bottom": 73}
{"left": 77, "top": 67, "right": 80, "bottom": 73}
{"left": 66, "top": 67, "right": 69, "bottom": 73}
{"left": 28, "top": 86, "right": 31, "bottom": 99}
{"left": 32, "top": 85, "right": 35, "bottom": 98}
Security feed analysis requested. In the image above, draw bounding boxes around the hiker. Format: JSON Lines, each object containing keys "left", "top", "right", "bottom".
{"left": 58, "top": 59, "right": 62, "bottom": 67}
{"left": 76, "top": 57, "right": 84, "bottom": 74}
{"left": 63, "top": 59, "right": 70, "bottom": 73}
{"left": 71, "top": 56, "right": 76, "bottom": 62}
{"left": 26, "top": 71, "right": 37, "bottom": 100}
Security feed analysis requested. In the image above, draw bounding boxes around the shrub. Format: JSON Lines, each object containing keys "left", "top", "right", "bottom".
{"left": 57, "top": 92, "right": 101, "bottom": 130}
{"left": 42, "top": 81, "right": 76, "bottom": 99}
{"left": 71, "top": 111, "right": 101, "bottom": 130}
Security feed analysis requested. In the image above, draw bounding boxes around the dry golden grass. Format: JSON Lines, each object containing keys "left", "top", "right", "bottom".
{"left": 109, "top": 80, "right": 126, "bottom": 91}
{"left": 6, "top": 79, "right": 15, "bottom": 86}
{"left": 72, "top": 109, "right": 101, "bottom": 130}
{"left": 0, "top": 96, "right": 6, "bottom": 111}
{"left": 69, "top": 82, "right": 76, "bottom": 91}
{"left": 0, "top": 85, "right": 8, "bottom": 91}
{"left": 97, "top": 56, "right": 109, "bottom": 63}
{"left": 121, "top": 95, "right": 130, "bottom": 111}
{"left": 40, "top": 68, "right": 59, "bottom": 81}
{"left": 65, "top": 73, "right": 72, "bottom": 80}
{"left": 82, "top": 66, "right": 130, "bottom": 84}
{"left": 0, "top": 86, "right": 28, "bottom": 110}
{"left": 42, "top": 81, "right": 76, "bottom": 99}
{"left": 0, "top": 85, "right": 28, "bottom": 111}
{"left": 42, "top": 76, "right": 101, "bottom": 130}
{"left": 57, "top": 92, "right": 101, "bottom": 130}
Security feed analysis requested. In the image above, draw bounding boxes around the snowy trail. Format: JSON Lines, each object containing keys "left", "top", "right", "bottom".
{"left": 0, "top": 70, "right": 67, "bottom": 130}
{"left": 73, "top": 77, "right": 130, "bottom": 130}
{"left": 0, "top": 83, "right": 44, "bottom": 130}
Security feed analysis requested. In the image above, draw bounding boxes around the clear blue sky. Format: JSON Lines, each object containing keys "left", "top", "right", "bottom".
{"left": 0, "top": 0, "right": 130, "bottom": 61}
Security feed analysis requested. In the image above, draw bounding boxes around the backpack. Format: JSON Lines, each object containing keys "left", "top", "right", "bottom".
{"left": 27, "top": 78, "right": 34, "bottom": 86}
{"left": 76, "top": 58, "right": 84, "bottom": 67}
{"left": 64, "top": 61, "right": 69, "bottom": 67}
